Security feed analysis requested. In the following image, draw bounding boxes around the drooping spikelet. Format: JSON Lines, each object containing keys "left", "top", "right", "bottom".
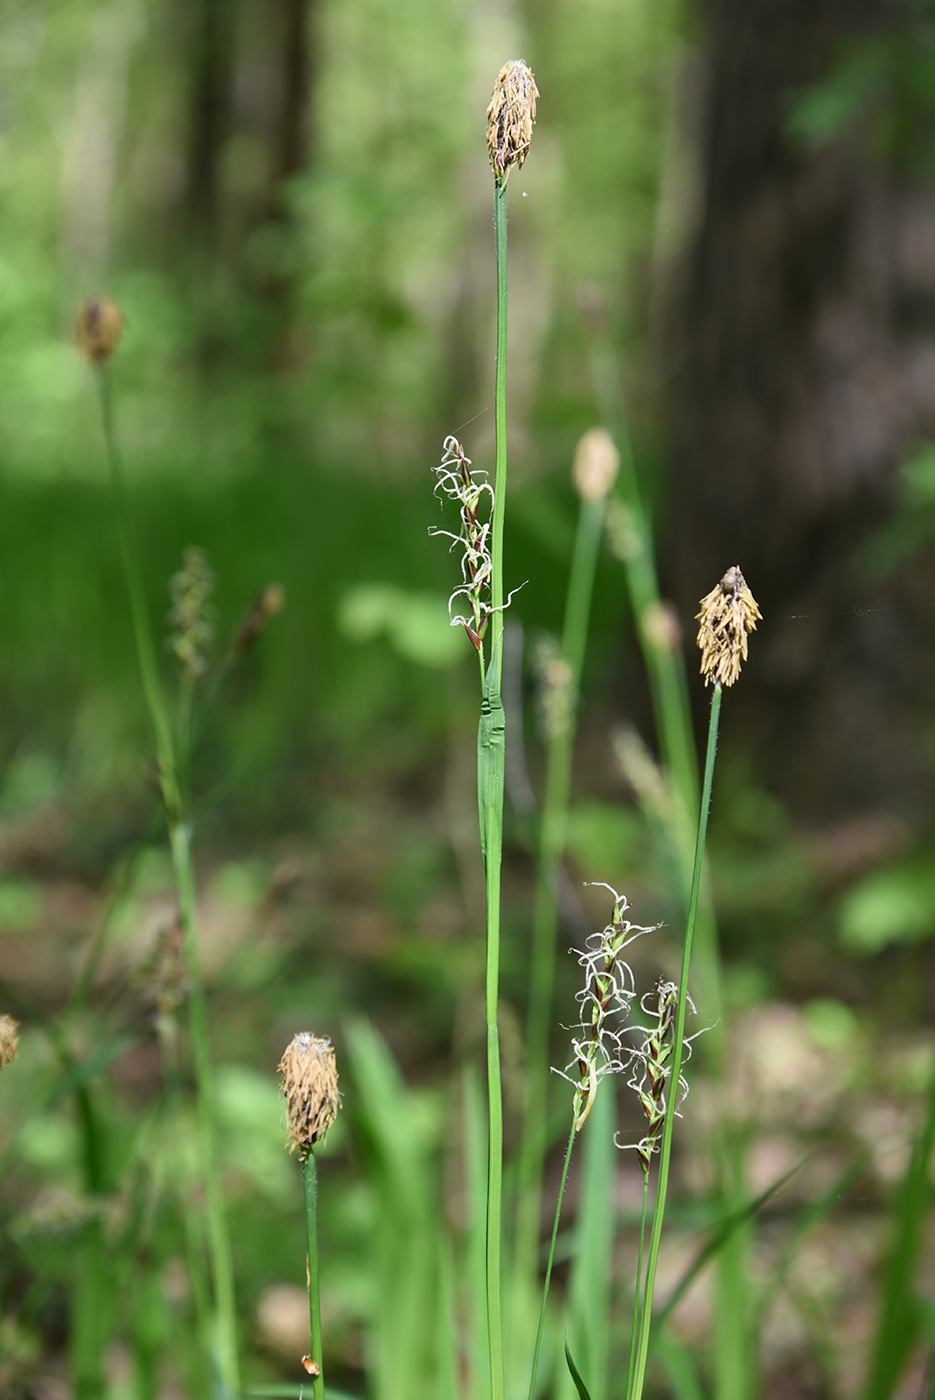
{"left": 278, "top": 1034, "right": 341, "bottom": 1158}
{"left": 696, "top": 565, "right": 762, "bottom": 688}
{"left": 486, "top": 60, "right": 538, "bottom": 183}
{"left": 0, "top": 1015, "right": 19, "bottom": 1069}
{"left": 75, "top": 296, "right": 124, "bottom": 366}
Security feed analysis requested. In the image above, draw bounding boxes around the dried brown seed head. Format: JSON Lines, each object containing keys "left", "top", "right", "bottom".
{"left": 233, "top": 583, "right": 286, "bottom": 656}
{"left": 0, "top": 1015, "right": 19, "bottom": 1069}
{"left": 696, "top": 565, "right": 762, "bottom": 688}
{"left": 487, "top": 60, "right": 538, "bottom": 183}
{"left": 278, "top": 1033, "right": 341, "bottom": 1157}
{"left": 573, "top": 427, "right": 619, "bottom": 502}
{"left": 75, "top": 296, "right": 124, "bottom": 366}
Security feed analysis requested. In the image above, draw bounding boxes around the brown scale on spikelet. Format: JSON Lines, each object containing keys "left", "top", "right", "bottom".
{"left": 75, "top": 296, "right": 124, "bottom": 366}
{"left": 0, "top": 1015, "right": 19, "bottom": 1069}
{"left": 487, "top": 60, "right": 538, "bottom": 183}
{"left": 696, "top": 565, "right": 762, "bottom": 688}
{"left": 278, "top": 1034, "right": 341, "bottom": 1158}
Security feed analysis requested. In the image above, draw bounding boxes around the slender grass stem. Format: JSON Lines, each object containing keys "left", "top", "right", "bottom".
{"left": 98, "top": 372, "right": 180, "bottom": 823}
{"left": 527, "top": 1120, "right": 576, "bottom": 1400}
{"left": 629, "top": 684, "right": 722, "bottom": 1400}
{"left": 302, "top": 1153, "right": 326, "bottom": 1400}
{"left": 96, "top": 369, "right": 240, "bottom": 1400}
{"left": 490, "top": 178, "right": 508, "bottom": 671}
{"left": 170, "top": 821, "right": 239, "bottom": 1397}
{"left": 478, "top": 171, "right": 510, "bottom": 1400}
{"left": 626, "top": 1172, "right": 651, "bottom": 1400}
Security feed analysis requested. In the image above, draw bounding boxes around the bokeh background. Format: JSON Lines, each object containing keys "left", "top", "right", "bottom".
{"left": 2, "top": 0, "right": 935, "bottom": 1396}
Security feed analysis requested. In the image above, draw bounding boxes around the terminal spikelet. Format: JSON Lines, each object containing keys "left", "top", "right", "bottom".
{"left": 696, "top": 565, "right": 761, "bottom": 687}
{"left": 0, "top": 1015, "right": 19, "bottom": 1069}
{"left": 75, "top": 296, "right": 124, "bottom": 366}
{"left": 278, "top": 1033, "right": 341, "bottom": 1158}
{"left": 487, "top": 60, "right": 538, "bottom": 183}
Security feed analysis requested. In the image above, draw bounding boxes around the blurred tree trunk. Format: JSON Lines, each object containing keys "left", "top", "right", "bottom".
{"left": 186, "top": 0, "right": 234, "bottom": 261}
{"left": 667, "top": 0, "right": 935, "bottom": 839}
{"left": 261, "top": 0, "right": 318, "bottom": 370}
{"left": 182, "top": 0, "right": 317, "bottom": 371}
{"left": 184, "top": 0, "right": 235, "bottom": 370}
{"left": 273, "top": 0, "right": 315, "bottom": 189}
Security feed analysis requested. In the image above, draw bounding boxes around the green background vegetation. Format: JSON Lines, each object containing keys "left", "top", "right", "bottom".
{"left": 2, "top": 1, "right": 935, "bottom": 1397}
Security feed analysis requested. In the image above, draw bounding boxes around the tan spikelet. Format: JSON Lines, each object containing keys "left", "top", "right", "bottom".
{"left": 0, "top": 1015, "right": 19, "bottom": 1069}
{"left": 696, "top": 566, "right": 762, "bottom": 687}
{"left": 487, "top": 61, "right": 538, "bottom": 182}
{"left": 75, "top": 296, "right": 124, "bottom": 366}
{"left": 278, "top": 1033, "right": 341, "bottom": 1157}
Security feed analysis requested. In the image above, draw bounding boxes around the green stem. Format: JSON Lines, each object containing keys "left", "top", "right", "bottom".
{"left": 96, "top": 369, "right": 240, "bottom": 1400}
{"left": 302, "top": 1153, "right": 326, "bottom": 1400}
{"left": 98, "top": 372, "right": 180, "bottom": 824}
{"left": 170, "top": 821, "right": 239, "bottom": 1398}
{"left": 156, "top": 1013, "right": 214, "bottom": 1398}
{"left": 629, "top": 684, "right": 722, "bottom": 1400}
{"left": 626, "top": 1171, "right": 651, "bottom": 1400}
{"left": 490, "top": 177, "right": 509, "bottom": 678}
{"left": 481, "top": 172, "right": 510, "bottom": 1400}
{"left": 527, "top": 1119, "right": 576, "bottom": 1400}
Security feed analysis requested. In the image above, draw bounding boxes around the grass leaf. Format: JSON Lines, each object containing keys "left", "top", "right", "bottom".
{"left": 564, "top": 1336, "right": 594, "bottom": 1400}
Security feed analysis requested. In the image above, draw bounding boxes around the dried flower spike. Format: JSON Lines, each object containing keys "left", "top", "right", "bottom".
{"left": 0, "top": 1015, "right": 19, "bottom": 1069}
{"left": 278, "top": 1033, "right": 341, "bottom": 1158}
{"left": 696, "top": 565, "right": 762, "bottom": 688}
{"left": 487, "top": 60, "right": 538, "bottom": 183}
{"left": 573, "top": 427, "right": 619, "bottom": 503}
{"left": 75, "top": 296, "right": 124, "bottom": 366}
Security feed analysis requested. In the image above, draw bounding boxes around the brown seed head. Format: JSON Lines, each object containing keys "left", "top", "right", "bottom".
{"left": 75, "top": 296, "right": 125, "bottom": 366}
{"left": 278, "top": 1033, "right": 341, "bottom": 1157}
{"left": 487, "top": 60, "right": 538, "bottom": 183}
{"left": 696, "top": 565, "right": 762, "bottom": 687}
{"left": 573, "top": 427, "right": 619, "bottom": 502}
{"left": 0, "top": 1015, "right": 19, "bottom": 1069}
{"left": 233, "top": 583, "right": 286, "bottom": 656}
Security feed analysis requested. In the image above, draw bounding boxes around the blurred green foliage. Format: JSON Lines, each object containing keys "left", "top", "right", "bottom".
{"left": 2, "top": 0, "right": 935, "bottom": 1395}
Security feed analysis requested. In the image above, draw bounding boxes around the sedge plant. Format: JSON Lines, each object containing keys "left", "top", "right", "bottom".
{"left": 430, "top": 59, "right": 538, "bottom": 1400}
{"left": 77, "top": 296, "right": 240, "bottom": 1399}
{"left": 625, "top": 566, "right": 761, "bottom": 1400}
{"left": 526, "top": 567, "right": 760, "bottom": 1400}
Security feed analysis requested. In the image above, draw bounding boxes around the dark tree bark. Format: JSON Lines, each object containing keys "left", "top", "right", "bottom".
{"left": 273, "top": 0, "right": 315, "bottom": 190}
{"left": 668, "top": 0, "right": 935, "bottom": 835}
{"left": 186, "top": 0, "right": 235, "bottom": 257}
